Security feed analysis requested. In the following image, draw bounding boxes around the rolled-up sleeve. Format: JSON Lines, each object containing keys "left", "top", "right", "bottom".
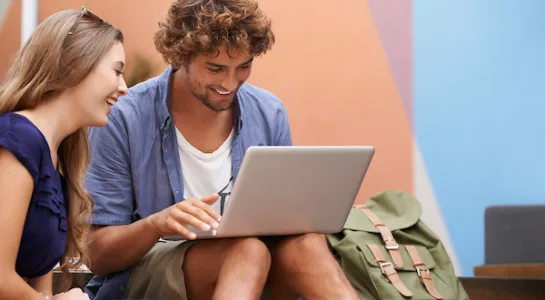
{"left": 86, "top": 107, "right": 134, "bottom": 225}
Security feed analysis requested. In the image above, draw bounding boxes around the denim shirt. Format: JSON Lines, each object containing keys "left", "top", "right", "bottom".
{"left": 83, "top": 66, "right": 292, "bottom": 299}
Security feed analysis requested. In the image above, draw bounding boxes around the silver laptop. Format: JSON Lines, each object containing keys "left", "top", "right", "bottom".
{"left": 163, "top": 145, "right": 375, "bottom": 240}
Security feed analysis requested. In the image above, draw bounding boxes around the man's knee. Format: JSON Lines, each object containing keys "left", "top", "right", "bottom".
{"left": 182, "top": 238, "right": 271, "bottom": 295}
{"left": 281, "top": 233, "right": 327, "bottom": 254}
{"left": 227, "top": 237, "right": 272, "bottom": 267}
{"left": 298, "top": 233, "right": 327, "bottom": 246}
{"left": 271, "top": 233, "right": 333, "bottom": 268}
{"left": 186, "top": 237, "right": 271, "bottom": 265}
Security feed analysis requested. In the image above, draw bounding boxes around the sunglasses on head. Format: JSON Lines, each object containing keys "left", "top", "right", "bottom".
{"left": 62, "top": 6, "right": 109, "bottom": 48}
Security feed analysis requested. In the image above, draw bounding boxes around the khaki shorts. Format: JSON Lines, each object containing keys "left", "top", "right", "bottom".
{"left": 125, "top": 238, "right": 282, "bottom": 300}
{"left": 125, "top": 240, "right": 199, "bottom": 300}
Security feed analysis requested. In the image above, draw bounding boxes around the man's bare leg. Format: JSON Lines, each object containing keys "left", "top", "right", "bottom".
{"left": 267, "top": 233, "right": 358, "bottom": 300}
{"left": 183, "top": 237, "right": 271, "bottom": 300}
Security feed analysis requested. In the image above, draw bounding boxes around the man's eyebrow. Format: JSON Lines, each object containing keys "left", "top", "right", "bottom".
{"left": 241, "top": 57, "right": 254, "bottom": 66}
{"left": 205, "top": 57, "right": 254, "bottom": 68}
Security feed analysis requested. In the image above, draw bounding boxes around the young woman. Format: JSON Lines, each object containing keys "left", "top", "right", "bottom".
{"left": 0, "top": 7, "right": 127, "bottom": 300}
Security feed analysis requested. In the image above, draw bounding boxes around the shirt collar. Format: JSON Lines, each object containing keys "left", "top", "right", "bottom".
{"left": 156, "top": 65, "right": 243, "bottom": 135}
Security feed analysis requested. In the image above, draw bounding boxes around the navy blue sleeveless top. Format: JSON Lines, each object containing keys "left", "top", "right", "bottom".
{"left": 0, "top": 113, "right": 68, "bottom": 278}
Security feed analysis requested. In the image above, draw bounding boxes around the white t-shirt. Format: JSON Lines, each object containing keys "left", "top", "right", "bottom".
{"left": 174, "top": 127, "right": 234, "bottom": 215}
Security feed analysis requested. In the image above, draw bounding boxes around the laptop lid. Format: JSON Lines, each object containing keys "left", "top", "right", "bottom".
{"left": 216, "top": 146, "right": 375, "bottom": 237}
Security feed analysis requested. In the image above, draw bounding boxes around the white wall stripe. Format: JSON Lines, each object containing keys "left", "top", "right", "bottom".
{"left": 0, "top": 0, "right": 12, "bottom": 28}
{"left": 414, "top": 139, "right": 462, "bottom": 275}
{"left": 21, "top": 0, "right": 38, "bottom": 47}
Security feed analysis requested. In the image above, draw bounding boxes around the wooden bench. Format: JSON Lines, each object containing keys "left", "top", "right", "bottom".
{"left": 474, "top": 263, "right": 545, "bottom": 279}
{"left": 460, "top": 277, "right": 545, "bottom": 300}
{"left": 52, "top": 270, "right": 93, "bottom": 295}
{"left": 54, "top": 270, "right": 545, "bottom": 300}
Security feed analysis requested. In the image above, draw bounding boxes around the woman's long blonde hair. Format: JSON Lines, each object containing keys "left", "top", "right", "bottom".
{"left": 0, "top": 8, "right": 123, "bottom": 290}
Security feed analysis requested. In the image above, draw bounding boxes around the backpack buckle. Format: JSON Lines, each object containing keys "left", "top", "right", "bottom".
{"left": 379, "top": 261, "right": 394, "bottom": 274}
{"left": 416, "top": 265, "right": 430, "bottom": 277}
{"left": 385, "top": 240, "right": 399, "bottom": 250}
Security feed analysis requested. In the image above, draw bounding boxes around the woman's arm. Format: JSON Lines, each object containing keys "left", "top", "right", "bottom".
{"left": 27, "top": 271, "right": 53, "bottom": 298}
{"left": 0, "top": 148, "right": 49, "bottom": 299}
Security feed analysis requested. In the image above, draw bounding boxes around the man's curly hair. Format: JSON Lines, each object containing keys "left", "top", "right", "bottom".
{"left": 154, "top": 0, "right": 275, "bottom": 67}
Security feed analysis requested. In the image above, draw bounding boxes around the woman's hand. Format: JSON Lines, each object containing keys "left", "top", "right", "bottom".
{"left": 52, "top": 288, "right": 90, "bottom": 300}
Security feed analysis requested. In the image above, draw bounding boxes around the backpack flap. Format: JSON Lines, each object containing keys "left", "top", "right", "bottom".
{"left": 343, "top": 190, "right": 422, "bottom": 232}
{"left": 343, "top": 191, "right": 422, "bottom": 271}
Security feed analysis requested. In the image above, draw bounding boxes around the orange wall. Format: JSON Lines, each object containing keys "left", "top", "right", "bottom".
{"left": 252, "top": 0, "right": 412, "bottom": 203}
{"left": 0, "top": 0, "right": 412, "bottom": 203}
{"left": 0, "top": 1, "right": 21, "bottom": 76}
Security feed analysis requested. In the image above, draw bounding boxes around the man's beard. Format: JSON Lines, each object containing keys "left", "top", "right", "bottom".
{"left": 187, "top": 79, "right": 235, "bottom": 112}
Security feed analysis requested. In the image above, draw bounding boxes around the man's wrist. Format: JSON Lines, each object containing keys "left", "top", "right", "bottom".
{"left": 143, "top": 214, "right": 161, "bottom": 239}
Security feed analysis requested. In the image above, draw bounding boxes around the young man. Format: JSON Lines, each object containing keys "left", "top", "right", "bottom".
{"left": 84, "top": 0, "right": 359, "bottom": 299}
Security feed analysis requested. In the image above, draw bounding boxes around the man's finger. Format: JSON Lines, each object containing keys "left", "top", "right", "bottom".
{"left": 201, "top": 193, "right": 219, "bottom": 205}
{"left": 193, "top": 197, "right": 221, "bottom": 223}
{"left": 170, "top": 208, "right": 213, "bottom": 231}
{"left": 181, "top": 204, "right": 217, "bottom": 227}
{"left": 166, "top": 218, "right": 196, "bottom": 240}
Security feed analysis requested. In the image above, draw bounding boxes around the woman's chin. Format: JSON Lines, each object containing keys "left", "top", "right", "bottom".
{"left": 87, "top": 115, "right": 109, "bottom": 128}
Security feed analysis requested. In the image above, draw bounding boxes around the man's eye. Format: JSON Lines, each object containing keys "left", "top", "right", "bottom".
{"left": 240, "top": 64, "right": 250, "bottom": 69}
{"left": 208, "top": 68, "right": 221, "bottom": 73}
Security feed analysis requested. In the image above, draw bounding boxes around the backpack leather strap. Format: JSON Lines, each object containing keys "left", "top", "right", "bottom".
{"left": 367, "top": 244, "right": 413, "bottom": 297}
{"left": 405, "top": 245, "right": 443, "bottom": 300}
{"left": 355, "top": 205, "right": 404, "bottom": 268}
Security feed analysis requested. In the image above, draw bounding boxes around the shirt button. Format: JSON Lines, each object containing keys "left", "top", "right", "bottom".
{"left": 175, "top": 190, "right": 179, "bottom": 194}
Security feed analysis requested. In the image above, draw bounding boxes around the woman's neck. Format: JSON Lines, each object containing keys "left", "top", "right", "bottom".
{"left": 16, "top": 96, "right": 82, "bottom": 165}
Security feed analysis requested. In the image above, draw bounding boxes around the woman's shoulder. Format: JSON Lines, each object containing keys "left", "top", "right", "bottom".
{"left": 0, "top": 112, "right": 45, "bottom": 140}
{"left": 0, "top": 112, "right": 49, "bottom": 182}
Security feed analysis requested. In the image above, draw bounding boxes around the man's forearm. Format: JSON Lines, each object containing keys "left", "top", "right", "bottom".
{"left": 87, "top": 218, "right": 160, "bottom": 276}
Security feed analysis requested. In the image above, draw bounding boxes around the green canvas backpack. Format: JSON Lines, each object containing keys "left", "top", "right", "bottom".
{"left": 326, "top": 190, "right": 469, "bottom": 300}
